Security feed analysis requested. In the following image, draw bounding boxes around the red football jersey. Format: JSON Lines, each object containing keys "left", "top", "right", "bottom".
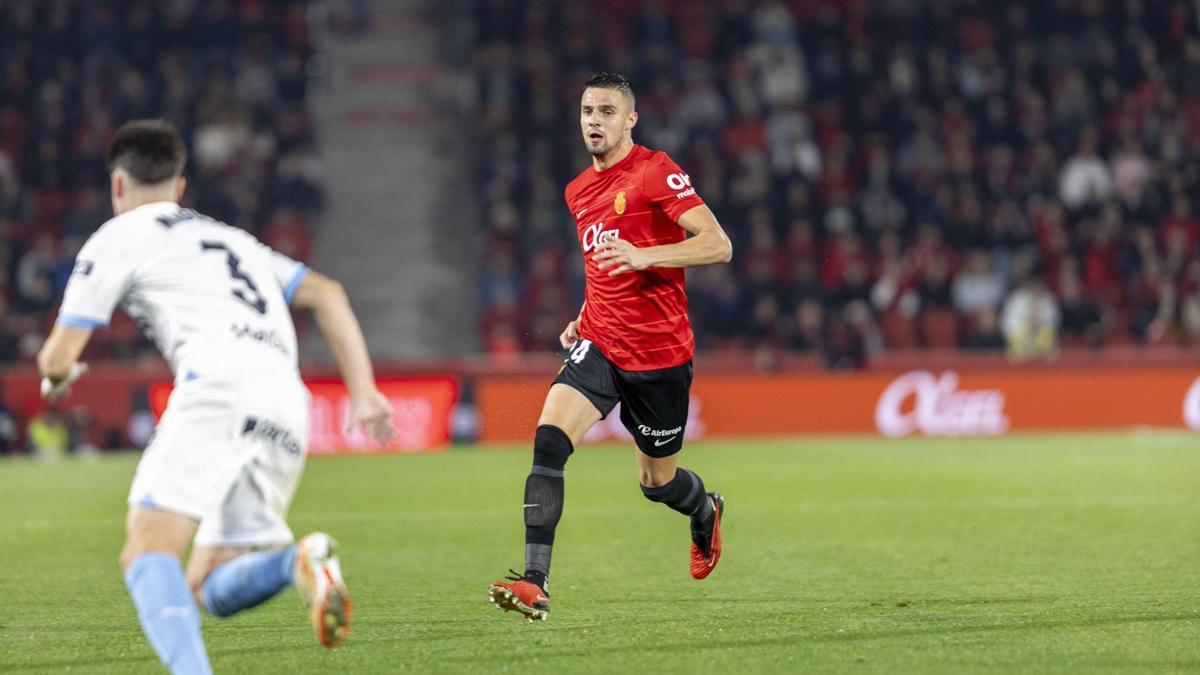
{"left": 564, "top": 144, "right": 706, "bottom": 371}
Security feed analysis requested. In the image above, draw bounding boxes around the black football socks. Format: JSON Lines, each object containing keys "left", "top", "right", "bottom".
{"left": 523, "top": 425, "right": 574, "bottom": 589}
{"left": 641, "top": 467, "right": 714, "bottom": 524}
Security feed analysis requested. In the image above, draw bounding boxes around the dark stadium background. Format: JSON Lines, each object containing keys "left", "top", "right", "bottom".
{"left": 0, "top": 0, "right": 1198, "bottom": 453}
{"left": 2, "top": 3, "right": 1199, "bottom": 673}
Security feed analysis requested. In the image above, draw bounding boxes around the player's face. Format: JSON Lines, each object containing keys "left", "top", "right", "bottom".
{"left": 580, "top": 88, "right": 635, "bottom": 156}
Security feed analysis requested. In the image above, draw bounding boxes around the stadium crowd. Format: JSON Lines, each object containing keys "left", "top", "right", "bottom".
{"left": 470, "top": 0, "right": 1200, "bottom": 366}
{"left": 0, "top": 0, "right": 322, "bottom": 366}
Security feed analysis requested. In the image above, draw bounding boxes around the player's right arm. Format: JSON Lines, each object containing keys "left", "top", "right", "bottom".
{"left": 560, "top": 301, "right": 586, "bottom": 350}
{"left": 36, "top": 325, "right": 90, "bottom": 399}
{"left": 37, "top": 221, "right": 133, "bottom": 399}
{"left": 290, "top": 270, "right": 396, "bottom": 444}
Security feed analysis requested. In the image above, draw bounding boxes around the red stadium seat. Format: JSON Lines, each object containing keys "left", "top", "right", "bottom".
{"left": 920, "top": 309, "right": 959, "bottom": 349}
{"left": 880, "top": 311, "right": 916, "bottom": 349}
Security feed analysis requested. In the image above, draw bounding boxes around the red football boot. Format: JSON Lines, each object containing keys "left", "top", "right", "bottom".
{"left": 488, "top": 571, "right": 550, "bottom": 622}
{"left": 690, "top": 493, "right": 725, "bottom": 579}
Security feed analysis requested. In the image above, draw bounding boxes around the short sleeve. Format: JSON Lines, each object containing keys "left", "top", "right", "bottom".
{"left": 57, "top": 225, "right": 136, "bottom": 328}
{"left": 641, "top": 151, "right": 706, "bottom": 223}
{"left": 264, "top": 246, "right": 309, "bottom": 303}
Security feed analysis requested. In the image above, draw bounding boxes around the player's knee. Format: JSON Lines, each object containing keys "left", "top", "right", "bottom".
{"left": 188, "top": 576, "right": 207, "bottom": 607}
{"left": 532, "top": 425, "right": 574, "bottom": 472}
{"left": 184, "top": 564, "right": 214, "bottom": 605}
{"left": 118, "top": 545, "right": 138, "bottom": 573}
{"left": 638, "top": 463, "right": 678, "bottom": 489}
{"left": 118, "top": 536, "right": 149, "bottom": 572}
{"left": 119, "top": 541, "right": 179, "bottom": 574}
{"left": 638, "top": 467, "right": 666, "bottom": 488}
{"left": 119, "top": 528, "right": 188, "bottom": 573}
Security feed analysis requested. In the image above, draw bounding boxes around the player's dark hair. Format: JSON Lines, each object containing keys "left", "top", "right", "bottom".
{"left": 107, "top": 119, "right": 187, "bottom": 185}
{"left": 584, "top": 72, "right": 635, "bottom": 108}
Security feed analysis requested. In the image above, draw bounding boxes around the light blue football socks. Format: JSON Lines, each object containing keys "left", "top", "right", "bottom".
{"left": 201, "top": 546, "right": 297, "bottom": 618}
{"left": 124, "top": 546, "right": 297, "bottom": 673}
{"left": 124, "top": 552, "right": 212, "bottom": 675}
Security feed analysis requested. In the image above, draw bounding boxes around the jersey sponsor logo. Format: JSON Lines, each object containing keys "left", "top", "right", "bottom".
{"left": 665, "top": 173, "right": 691, "bottom": 191}
{"left": 581, "top": 222, "right": 620, "bottom": 253}
{"left": 241, "top": 416, "right": 303, "bottom": 456}
{"left": 72, "top": 260, "right": 94, "bottom": 277}
{"left": 875, "top": 370, "right": 1009, "bottom": 437}
{"left": 584, "top": 397, "right": 705, "bottom": 444}
{"left": 666, "top": 173, "right": 696, "bottom": 200}
{"left": 231, "top": 322, "right": 290, "bottom": 357}
{"left": 614, "top": 191, "right": 626, "bottom": 215}
{"left": 637, "top": 423, "right": 683, "bottom": 438}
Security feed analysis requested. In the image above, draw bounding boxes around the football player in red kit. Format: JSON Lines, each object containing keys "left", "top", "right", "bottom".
{"left": 489, "top": 73, "right": 734, "bottom": 621}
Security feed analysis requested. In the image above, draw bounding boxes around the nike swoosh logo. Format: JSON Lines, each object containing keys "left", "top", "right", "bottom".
{"left": 654, "top": 435, "right": 678, "bottom": 447}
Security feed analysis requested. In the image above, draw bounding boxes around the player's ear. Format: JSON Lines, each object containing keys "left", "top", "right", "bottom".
{"left": 111, "top": 171, "right": 123, "bottom": 200}
{"left": 174, "top": 177, "right": 187, "bottom": 201}
{"left": 626, "top": 110, "right": 638, "bottom": 132}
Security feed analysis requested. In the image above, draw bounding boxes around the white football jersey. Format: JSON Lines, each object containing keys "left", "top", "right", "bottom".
{"left": 58, "top": 201, "right": 307, "bottom": 380}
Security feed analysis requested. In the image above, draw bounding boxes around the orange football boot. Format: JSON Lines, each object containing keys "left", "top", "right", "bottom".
{"left": 293, "top": 532, "right": 352, "bottom": 648}
{"left": 690, "top": 493, "right": 725, "bottom": 579}
{"left": 488, "top": 571, "right": 550, "bottom": 622}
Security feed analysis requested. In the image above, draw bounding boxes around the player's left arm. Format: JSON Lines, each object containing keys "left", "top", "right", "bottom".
{"left": 36, "top": 325, "right": 92, "bottom": 399}
{"left": 289, "top": 269, "right": 396, "bottom": 445}
{"left": 594, "top": 204, "right": 733, "bottom": 276}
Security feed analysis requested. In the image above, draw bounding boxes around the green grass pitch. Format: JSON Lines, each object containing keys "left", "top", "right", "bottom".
{"left": 1, "top": 432, "right": 1198, "bottom": 673}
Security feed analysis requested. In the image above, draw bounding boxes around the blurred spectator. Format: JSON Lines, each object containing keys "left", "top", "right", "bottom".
{"left": 789, "top": 298, "right": 824, "bottom": 352}
{"left": 0, "top": 295, "right": 21, "bottom": 362}
{"left": 1126, "top": 258, "right": 1176, "bottom": 344}
{"left": 1181, "top": 259, "right": 1200, "bottom": 344}
{"left": 0, "top": 396, "right": 17, "bottom": 455}
{"left": 466, "top": 0, "right": 1200, "bottom": 360}
{"left": 15, "top": 233, "right": 56, "bottom": 311}
{"left": 823, "top": 300, "right": 882, "bottom": 370}
{"left": 952, "top": 250, "right": 1005, "bottom": 317}
{"left": 62, "top": 187, "right": 108, "bottom": 237}
{"left": 1056, "top": 267, "right": 1108, "bottom": 347}
{"left": 0, "top": 0, "right": 322, "bottom": 363}
{"left": 1059, "top": 129, "right": 1113, "bottom": 210}
{"left": 962, "top": 307, "right": 1005, "bottom": 351}
{"left": 262, "top": 207, "right": 314, "bottom": 263}
{"left": 28, "top": 407, "right": 70, "bottom": 461}
{"left": 1001, "top": 276, "right": 1060, "bottom": 359}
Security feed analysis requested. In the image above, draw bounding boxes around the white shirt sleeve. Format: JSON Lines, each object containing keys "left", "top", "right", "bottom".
{"left": 263, "top": 245, "right": 309, "bottom": 303}
{"left": 57, "top": 222, "right": 137, "bottom": 328}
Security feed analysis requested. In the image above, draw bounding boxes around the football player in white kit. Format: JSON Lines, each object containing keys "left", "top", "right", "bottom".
{"left": 36, "top": 120, "right": 395, "bottom": 674}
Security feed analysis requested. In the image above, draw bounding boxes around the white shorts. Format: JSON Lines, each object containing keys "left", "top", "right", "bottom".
{"left": 128, "top": 370, "right": 310, "bottom": 549}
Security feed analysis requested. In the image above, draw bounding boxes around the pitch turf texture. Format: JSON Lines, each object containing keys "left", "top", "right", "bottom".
{"left": 2, "top": 433, "right": 1198, "bottom": 674}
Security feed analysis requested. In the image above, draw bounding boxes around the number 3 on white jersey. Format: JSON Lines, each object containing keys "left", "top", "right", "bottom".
{"left": 568, "top": 339, "right": 592, "bottom": 364}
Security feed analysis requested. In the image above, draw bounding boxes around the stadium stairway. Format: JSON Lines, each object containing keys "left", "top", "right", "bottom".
{"left": 306, "top": 0, "right": 477, "bottom": 360}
